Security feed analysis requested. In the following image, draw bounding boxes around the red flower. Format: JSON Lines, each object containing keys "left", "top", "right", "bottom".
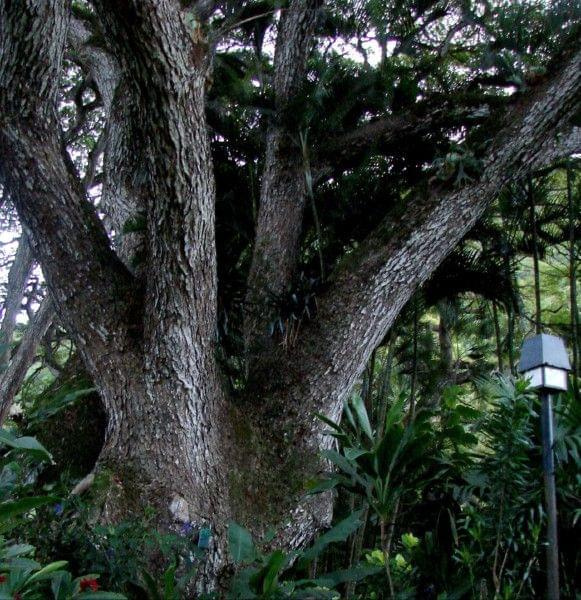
{"left": 79, "top": 578, "right": 99, "bottom": 592}
{"left": 0, "top": 574, "right": 6, "bottom": 583}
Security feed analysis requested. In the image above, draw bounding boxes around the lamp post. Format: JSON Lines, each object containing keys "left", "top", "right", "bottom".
{"left": 519, "top": 333, "right": 571, "bottom": 600}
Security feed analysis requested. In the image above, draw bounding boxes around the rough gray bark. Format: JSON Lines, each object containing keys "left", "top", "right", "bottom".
{"left": 0, "top": 298, "right": 54, "bottom": 424}
{"left": 68, "top": 14, "right": 144, "bottom": 270}
{"left": 68, "top": 16, "right": 118, "bottom": 116}
{"left": 0, "top": 233, "right": 34, "bottom": 368}
{"left": 244, "top": 1, "right": 321, "bottom": 365}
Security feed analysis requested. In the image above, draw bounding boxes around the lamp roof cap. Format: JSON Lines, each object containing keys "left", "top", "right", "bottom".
{"left": 518, "top": 333, "right": 571, "bottom": 373}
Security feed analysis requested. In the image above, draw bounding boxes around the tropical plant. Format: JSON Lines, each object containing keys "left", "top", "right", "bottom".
{"left": 315, "top": 393, "right": 477, "bottom": 596}
{"left": 226, "top": 513, "right": 381, "bottom": 599}
{"left": 454, "top": 377, "right": 544, "bottom": 598}
{"left": 0, "top": 431, "right": 125, "bottom": 599}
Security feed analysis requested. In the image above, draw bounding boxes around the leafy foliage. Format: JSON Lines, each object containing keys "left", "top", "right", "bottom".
{"left": 226, "top": 515, "right": 381, "bottom": 599}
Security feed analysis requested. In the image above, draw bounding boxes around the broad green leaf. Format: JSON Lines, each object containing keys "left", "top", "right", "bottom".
{"left": 26, "top": 560, "right": 69, "bottom": 584}
{"left": 321, "top": 449, "right": 358, "bottom": 479}
{"left": 299, "top": 510, "right": 364, "bottom": 567}
{"left": 344, "top": 447, "right": 369, "bottom": 461}
{"left": 0, "top": 430, "right": 52, "bottom": 461}
{"left": 351, "top": 395, "right": 373, "bottom": 440}
{"left": 0, "top": 557, "right": 41, "bottom": 570}
{"left": 228, "top": 521, "right": 256, "bottom": 564}
{"left": 314, "top": 413, "right": 342, "bottom": 433}
{"left": 76, "top": 594, "right": 127, "bottom": 599}
{"left": 2, "top": 543, "right": 35, "bottom": 557}
{"left": 261, "top": 550, "right": 285, "bottom": 595}
{"left": 51, "top": 571, "right": 72, "bottom": 600}
{"left": 163, "top": 563, "right": 176, "bottom": 598}
{"left": 0, "top": 496, "right": 58, "bottom": 523}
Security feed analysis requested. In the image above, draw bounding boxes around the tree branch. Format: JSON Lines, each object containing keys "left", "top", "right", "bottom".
{"left": 68, "top": 16, "right": 119, "bottom": 115}
{"left": 0, "top": 233, "right": 34, "bottom": 368}
{"left": 67, "top": 14, "right": 145, "bottom": 268}
{"left": 0, "top": 298, "right": 54, "bottom": 424}
{"left": 314, "top": 100, "right": 496, "bottom": 179}
{"left": 0, "top": 2, "right": 136, "bottom": 373}
{"left": 277, "top": 42, "right": 581, "bottom": 433}
{"left": 244, "top": 0, "right": 322, "bottom": 367}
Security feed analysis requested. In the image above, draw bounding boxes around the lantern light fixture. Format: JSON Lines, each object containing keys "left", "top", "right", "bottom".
{"left": 518, "top": 333, "right": 571, "bottom": 392}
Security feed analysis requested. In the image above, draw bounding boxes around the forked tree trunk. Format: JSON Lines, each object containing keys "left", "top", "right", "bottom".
{"left": 1, "top": 1, "right": 579, "bottom": 594}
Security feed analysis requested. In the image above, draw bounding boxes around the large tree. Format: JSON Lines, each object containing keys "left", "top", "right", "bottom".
{"left": 0, "top": 0, "right": 579, "bottom": 591}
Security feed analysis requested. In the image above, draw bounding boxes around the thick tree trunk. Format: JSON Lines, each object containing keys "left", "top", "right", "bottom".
{"left": 1, "top": 2, "right": 580, "bottom": 594}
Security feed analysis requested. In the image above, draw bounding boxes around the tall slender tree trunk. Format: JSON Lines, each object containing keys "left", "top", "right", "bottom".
{"left": 0, "top": 233, "right": 34, "bottom": 367}
{"left": 492, "top": 301, "right": 505, "bottom": 372}
{"left": 528, "top": 176, "right": 543, "bottom": 334}
{"left": 0, "top": 298, "right": 54, "bottom": 423}
{"left": 408, "top": 298, "right": 419, "bottom": 421}
{"left": 438, "top": 299, "right": 454, "bottom": 377}
{"left": 378, "top": 331, "right": 397, "bottom": 438}
{"left": 567, "top": 167, "right": 579, "bottom": 397}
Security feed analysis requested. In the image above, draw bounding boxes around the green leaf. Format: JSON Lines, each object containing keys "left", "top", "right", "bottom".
{"left": 305, "top": 477, "right": 341, "bottom": 495}
{"left": 2, "top": 543, "right": 35, "bottom": 558}
{"left": 0, "top": 430, "right": 52, "bottom": 461}
{"left": 321, "top": 449, "right": 357, "bottom": 479}
{"left": 139, "top": 571, "right": 161, "bottom": 600}
{"left": 344, "top": 448, "right": 368, "bottom": 461}
{"left": 313, "top": 563, "right": 383, "bottom": 587}
{"left": 0, "top": 557, "right": 41, "bottom": 570}
{"left": 163, "top": 563, "right": 176, "bottom": 599}
{"left": 228, "top": 567, "right": 258, "bottom": 599}
{"left": 76, "top": 593, "right": 127, "bottom": 599}
{"left": 314, "top": 413, "right": 342, "bottom": 433}
{"left": 384, "top": 395, "right": 405, "bottom": 432}
{"left": 26, "top": 560, "right": 69, "bottom": 584}
{"left": 261, "top": 550, "right": 285, "bottom": 595}
{"left": 28, "top": 388, "right": 96, "bottom": 422}
{"left": 51, "top": 570, "right": 72, "bottom": 600}
{"left": 299, "top": 510, "right": 364, "bottom": 567}
{"left": 228, "top": 521, "right": 256, "bottom": 564}
{"left": 0, "top": 496, "right": 58, "bottom": 523}
{"left": 351, "top": 395, "right": 373, "bottom": 440}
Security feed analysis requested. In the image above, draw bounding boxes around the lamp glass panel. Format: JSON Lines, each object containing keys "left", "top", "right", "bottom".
{"left": 524, "top": 367, "right": 543, "bottom": 389}
{"left": 543, "top": 366, "right": 568, "bottom": 391}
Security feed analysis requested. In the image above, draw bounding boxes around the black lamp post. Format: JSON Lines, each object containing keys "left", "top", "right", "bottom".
{"left": 519, "top": 333, "right": 571, "bottom": 600}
